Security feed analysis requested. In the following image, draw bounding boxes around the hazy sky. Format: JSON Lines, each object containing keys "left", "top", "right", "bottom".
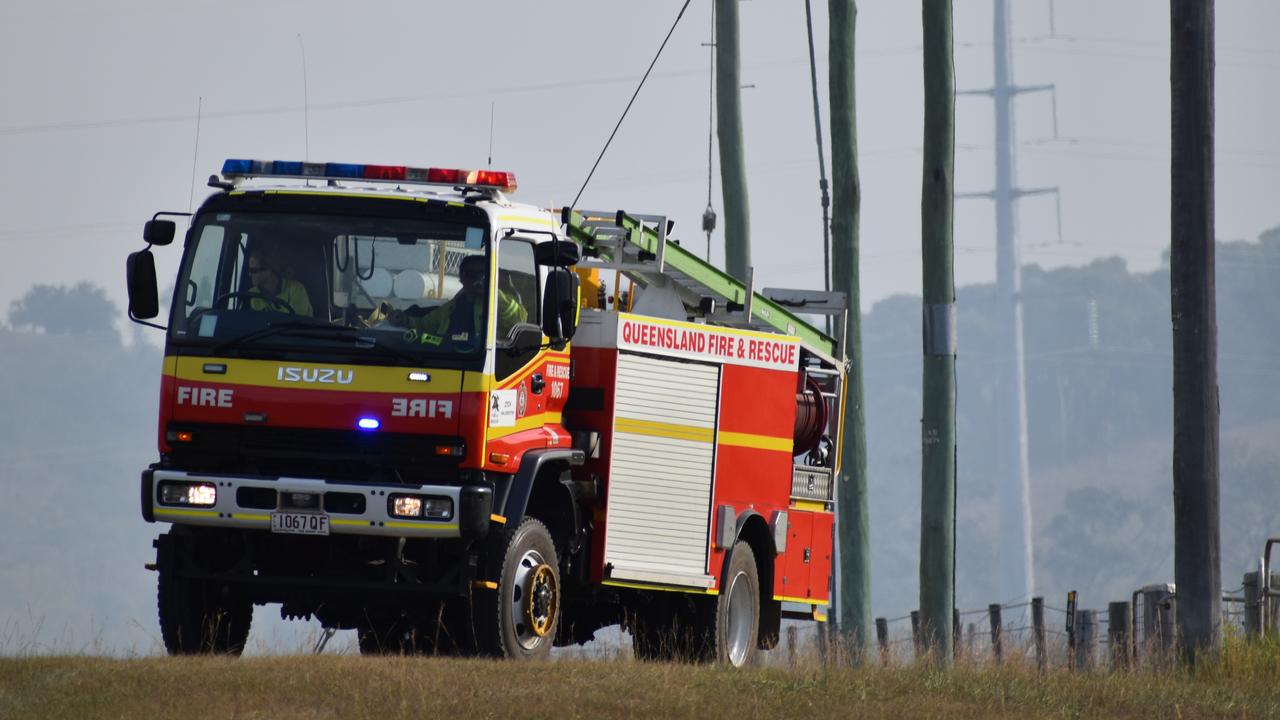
{"left": 2, "top": 0, "right": 1277, "bottom": 326}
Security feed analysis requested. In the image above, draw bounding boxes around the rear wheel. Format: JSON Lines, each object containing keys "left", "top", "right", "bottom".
{"left": 714, "top": 541, "right": 760, "bottom": 667}
{"left": 474, "top": 517, "right": 560, "bottom": 659}
{"left": 157, "top": 568, "right": 251, "bottom": 655}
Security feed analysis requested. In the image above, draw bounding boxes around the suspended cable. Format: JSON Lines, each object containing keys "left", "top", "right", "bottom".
{"left": 703, "top": 0, "right": 718, "bottom": 262}
{"left": 804, "top": 0, "right": 832, "bottom": 298}
{"left": 570, "top": 0, "right": 693, "bottom": 211}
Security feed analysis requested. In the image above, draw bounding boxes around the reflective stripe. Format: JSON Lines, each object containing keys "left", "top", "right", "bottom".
{"left": 154, "top": 508, "right": 219, "bottom": 519}
{"left": 602, "top": 580, "right": 718, "bottom": 596}
{"left": 718, "top": 431, "right": 792, "bottom": 452}
{"left": 383, "top": 521, "right": 460, "bottom": 531}
{"left": 773, "top": 595, "right": 831, "bottom": 606}
{"left": 614, "top": 417, "right": 714, "bottom": 444}
{"left": 231, "top": 513, "right": 270, "bottom": 522}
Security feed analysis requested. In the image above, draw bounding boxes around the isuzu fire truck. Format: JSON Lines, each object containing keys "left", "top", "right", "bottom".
{"left": 126, "top": 159, "right": 847, "bottom": 666}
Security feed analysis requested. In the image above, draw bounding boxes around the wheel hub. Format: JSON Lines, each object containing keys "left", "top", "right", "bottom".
{"left": 526, "top": 563, "right": 557, "bottom": 637}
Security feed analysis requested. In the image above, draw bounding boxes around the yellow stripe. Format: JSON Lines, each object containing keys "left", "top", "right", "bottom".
{"left": 773, "top": 595, "right": 831, "bottom": 606}
{"left": 154, "top": 508, "right": 219, "bottom": 519}
{"left": 814, "top": 609, "right": 829, "bottom": 622}
{"left": 384, "top": 521, "right": 460, "bottom": 531}
{"left": 499, "top": 214, "right": 556, "bottom": 228}
{"left": 330, "top": 519, "right": 372, "bottom": 527}
{"left": 602, "top": 580, "right": 718, "bottom": 596}
{"left": 473, "top": 580, "right": 499, "bottom": 590}
{"left": 487, "top": 411, "right": 563, "bottom": 440}
{"left": 231, "top": 513, "right": 270, "bottom": 522}
{"left": 167, "top": 356, "right": 480, "bottom": 394}
{"left": 615, "top": 417, "right": 713, "bottom": 443}
{"left": 718, "top": 431, "right": 792, "bottom": 452}
{"left": 789, "top": 500, "right": 828, "bottom": 512}
{"left": 490, "top": 514, "right": 507, "bottom": 524}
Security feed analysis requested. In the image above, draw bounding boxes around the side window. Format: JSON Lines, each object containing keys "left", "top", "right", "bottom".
{"left": 496, "top": 239, "right": 538, "bottom": 342}
{"left": 185, "top": 225, "right": 227, "bottom": 311}
{"left": 494, "top": 239, "right": 540, "bottom": 380}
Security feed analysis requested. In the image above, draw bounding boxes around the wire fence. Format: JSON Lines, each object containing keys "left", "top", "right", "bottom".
{"left": 768, "top": 584, "right": 1272, "bottom": 672}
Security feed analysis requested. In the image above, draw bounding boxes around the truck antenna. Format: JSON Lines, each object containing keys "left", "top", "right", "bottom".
{"left": 298, "top": 33, "right": 310, "bottom": 162}
{"left": 188, "top": 96, "right": 203, "bottom": 212}
{"left": 488, "top": 102, "right": 496, "bottom": 168}
{"left": 570, "top": 0, "right": 692, "bottom": 211}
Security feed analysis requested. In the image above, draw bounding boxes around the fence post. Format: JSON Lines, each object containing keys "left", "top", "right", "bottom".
{"left": 953, "top": 608, "right": 961, "bottom": 662}
{"left": 1074, "top": 609, "right": 1097, "bottom": 671}
{"left": 787, "top": 625, "right": 797, "bottom": 668}
{"left": 1108, "top": 601, "right": 1131, "bottom": 671}
{"left": 911, "top": 610, "right": 922, "bottom": 660}
{"left": 989, "top": 603, "right": 1003, "bottom": 664}
{"left": 875, "top": 617, "right": 889, "bottom": 666}
{"left": 966, "top": 622, "right": 976, "bottom": 659}
{"left": 1244, "top": 571, "right": 1261, "bottom": 638}
{"left": 1032, "top": 597, "right": 1046, "bottom": 672}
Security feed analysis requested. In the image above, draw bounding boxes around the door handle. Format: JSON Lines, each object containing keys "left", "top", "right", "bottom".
{"left": 530, "top": 373, "right": 545, "bottom": 394}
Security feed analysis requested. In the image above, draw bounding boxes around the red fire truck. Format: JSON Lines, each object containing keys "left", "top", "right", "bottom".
{"left": 127, "top": 159, "right": 846, "bottom": 666}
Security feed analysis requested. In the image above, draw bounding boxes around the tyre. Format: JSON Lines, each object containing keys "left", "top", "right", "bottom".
{"left": 714, "top": 541, "right": 760, "bottom": 667}
{"left": 157, "top": 567, "right": 251, "bottom": 655}
{"left": 474, "top": 517, "right": 560, "bottom": 659}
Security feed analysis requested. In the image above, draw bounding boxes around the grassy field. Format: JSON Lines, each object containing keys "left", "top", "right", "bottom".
{"left": 2, "top": 637, "right": 1278, "bottom": 720}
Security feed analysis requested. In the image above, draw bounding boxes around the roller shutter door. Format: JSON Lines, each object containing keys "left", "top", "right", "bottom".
{"left": 604, "top": 352, "right": 719, "bottom": 586}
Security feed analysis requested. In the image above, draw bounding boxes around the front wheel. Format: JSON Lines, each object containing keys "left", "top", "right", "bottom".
{"left": 714, "top": 541, "right": 760, "bottom": 667}
{"left": 474, "top": 517, "right": 560, "bottom": 659}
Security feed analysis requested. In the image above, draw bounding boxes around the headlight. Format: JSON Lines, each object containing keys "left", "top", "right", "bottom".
{"left": 389, "top": 494, "right": 452, "bottom": 520}
{"left": 158, "top": 481, "right": 217, "bottom": 507}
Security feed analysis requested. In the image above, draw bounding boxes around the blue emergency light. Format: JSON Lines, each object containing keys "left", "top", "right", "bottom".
{"left": 219, "top": 158, "right": 516, "bottom": 191}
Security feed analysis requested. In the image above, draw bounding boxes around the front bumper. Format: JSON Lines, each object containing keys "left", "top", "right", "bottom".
{"left": 141, "top": 468, "right": 492, "bottom": 539}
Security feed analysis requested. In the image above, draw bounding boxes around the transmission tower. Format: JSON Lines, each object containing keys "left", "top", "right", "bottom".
{"left": 957, "top": 0, "right": 1061, "bottom": 603}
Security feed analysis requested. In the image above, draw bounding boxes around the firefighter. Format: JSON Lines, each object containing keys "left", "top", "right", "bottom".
{"left": 389, "top": 255, "right": 526, "bottom": 347}
{"left": 247, "top": 250, "right": 313, "bottom": 316}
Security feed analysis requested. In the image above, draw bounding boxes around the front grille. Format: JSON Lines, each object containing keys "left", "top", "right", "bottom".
{"left": 166, "top": 423, "right": 463, "bottom": 484}
{"left": 791, "top": 465, "right": 833, "bottom": 503}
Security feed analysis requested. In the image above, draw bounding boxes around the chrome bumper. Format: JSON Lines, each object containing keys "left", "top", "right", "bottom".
{"left": 144, "top": 469, "right": 487, "bottom": 539}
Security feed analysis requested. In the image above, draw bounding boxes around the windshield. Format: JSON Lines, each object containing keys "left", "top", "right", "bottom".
{"left": 169, "top": 211, "right": 490, "bottom": 359}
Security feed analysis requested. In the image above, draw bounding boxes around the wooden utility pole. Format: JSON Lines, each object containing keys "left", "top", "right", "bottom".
{"left": 1170, "top": 0, "right": 1220, "bottom": 664}
{"left": 829, "top": 0, "right": 871, "bottom": 660}
{"left": 715, "top": 0, "right": 751, "bottom": 282}
{"left": 919, "top": 0, "right": 956, "bottom": 666}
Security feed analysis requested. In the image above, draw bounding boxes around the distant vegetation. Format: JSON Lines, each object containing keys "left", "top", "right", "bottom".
{"left": 2, "top": 228, "right": 1278, "bottom": 654}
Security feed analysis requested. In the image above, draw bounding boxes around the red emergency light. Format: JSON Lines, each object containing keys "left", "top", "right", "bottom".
{"left": 221, "top": 159, "right": 517, "bottom": 192}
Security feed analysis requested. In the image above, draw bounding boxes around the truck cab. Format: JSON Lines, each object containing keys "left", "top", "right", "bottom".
{"left": 130, "top": 161, "right": 584, "bottom": 658}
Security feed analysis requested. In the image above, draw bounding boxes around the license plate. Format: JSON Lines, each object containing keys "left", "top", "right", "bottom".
{"left": 271, "top": 511, "right": 329, "bottom": 536}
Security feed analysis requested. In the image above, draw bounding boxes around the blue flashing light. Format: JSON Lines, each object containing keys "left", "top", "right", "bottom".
{"left": 357, "top": 417, "right": 381, "bottom": 431}
{"left": 222, "top": 158, "right": 253, "bottom": 174}
{"left": 272, "top": 161, "right": 304, "bottom": 175}
{"left": 326, "top": 163, "right": 364, "bottom": 178}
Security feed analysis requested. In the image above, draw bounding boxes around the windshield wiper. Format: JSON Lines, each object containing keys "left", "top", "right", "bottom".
{"left": 212, "top": 321, "right": 419, "bottom": 365}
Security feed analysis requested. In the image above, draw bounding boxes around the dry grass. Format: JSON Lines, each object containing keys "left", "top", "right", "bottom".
{"left": 1, "top": 636, "right": 1277, "bottom": 720}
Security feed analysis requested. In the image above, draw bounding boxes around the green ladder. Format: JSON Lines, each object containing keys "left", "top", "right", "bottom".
{"left": 561, "top": 207, "right": 840, "bottom": 358}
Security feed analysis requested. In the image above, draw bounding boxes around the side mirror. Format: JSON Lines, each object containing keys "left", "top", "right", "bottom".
{"left": 541, "top": 268, "right": 580, "bottom": 345}
{"left": 534, "top": 240, "right": 580, "bottom": 267}
{"left": 144, "top": 220, "right": 176, "bottom": 246}
{"left": 127, "top": 249, "right": 160, "bottom": 320}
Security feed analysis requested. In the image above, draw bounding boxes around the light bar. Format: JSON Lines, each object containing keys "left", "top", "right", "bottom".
{"left": 220, "top": 159, "right": 516, "bottom": 192}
